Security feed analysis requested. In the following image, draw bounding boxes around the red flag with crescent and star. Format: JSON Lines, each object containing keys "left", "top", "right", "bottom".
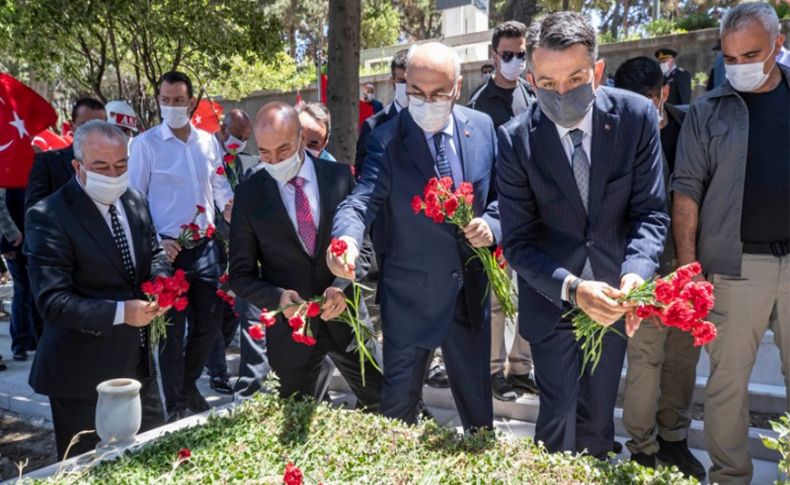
{"left": 191, "top": 98, "right": 223, "bottom": 134}
{"left": 0, "top": 73, "right": 58, "bottom": 188}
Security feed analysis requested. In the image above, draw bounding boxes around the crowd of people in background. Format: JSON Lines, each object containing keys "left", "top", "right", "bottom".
{"left": 0, "top": 3, "right": 788, "bottom": 485}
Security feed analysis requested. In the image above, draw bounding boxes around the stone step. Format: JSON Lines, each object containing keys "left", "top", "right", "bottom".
{"left": 328, "top": 373, "right": 782, "bottom": 463}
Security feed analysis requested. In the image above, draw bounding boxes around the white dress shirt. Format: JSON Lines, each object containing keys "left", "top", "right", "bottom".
{"left": 423, "top": 117, "right": 464, "bottom": 187}
{"left": 76, "top": 176, "right": 135, "bottom": 325}
{"left": 553, "top": 108, "right": 594, "bottom": 301}
{"left": 128, "top": 123, "right": 234, "bottom": 238}
{"left": 276, "top": 155, "right": 321, "bottom": 252}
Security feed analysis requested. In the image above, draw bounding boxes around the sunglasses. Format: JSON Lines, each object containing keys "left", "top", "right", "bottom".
{"left": 498, "top": 50, "right": 527, "bottom": 63}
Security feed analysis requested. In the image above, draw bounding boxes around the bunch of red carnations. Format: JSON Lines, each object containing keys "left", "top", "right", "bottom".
{"left": 217, "top": 142, "right": 240, "bottom": 190}
{"left": 141, "top": 269, "right": 189, "bottom": 349}
{"left": 570, "top": 262, "right": 717, "bottom": 374}
{"left": 177, "top": 205, "right": 216, "bottom": 250}
{"left": 412, "top": 177, "right": 516, "bottom": 320}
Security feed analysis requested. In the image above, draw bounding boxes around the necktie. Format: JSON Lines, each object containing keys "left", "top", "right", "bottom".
{"left": 569, "top": 129, "right": 594, "bottom": 280}
{"left": 432, "top": 133, "right": 453, "bottom": 183}
{"left": 109, "top": 205, "right": 145, "bottom": 345}
{"left": 288, "top": 176, "right": 317, "bottom": 256}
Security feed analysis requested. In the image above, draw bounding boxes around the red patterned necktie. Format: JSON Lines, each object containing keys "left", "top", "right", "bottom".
{"left": 288, "top": 176, "right": 317, "bottom": 256}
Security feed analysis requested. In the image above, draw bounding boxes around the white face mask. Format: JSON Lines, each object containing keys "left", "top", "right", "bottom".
{"left": 160, "top": 105, "right": 190, "bottom": 129}
{"left": 306, "top": 148, "right": 321, "bottom": 159}
{"left": 82, "top": 168, "right": 129, "bottom": 205}
{"left": 499, "top": 58, "right": 527, "bottom": 82}
{"left": 408, "top": 87, "right": 456, "bottom": 133}
{"left": 261, "top": 145, "right": 303, "bottom": 183}
{"left": 660, "top": 61, "right": 672, "bottom": 76}
{"left": 394, "top": 82, "right": 409, "bottom": 108}
{"left": 224, "top": 133, "right": 247, "bottom": 153}
{"left": 725, "top": 45, "right": 776, "bottom": 93}
{"left": 482, "top": 73, "right": 492, "bottom": 83}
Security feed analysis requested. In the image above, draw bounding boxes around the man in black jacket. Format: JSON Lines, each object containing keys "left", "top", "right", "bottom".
{"left": 230, "top": 102, "right": 381, "bottom": 406}
{"left": 25, "top": 98, "right": 106, "bottom": 212}
{"left": 24, "top": 120, "right": 170, "bottom": 459}
{"left": 655, "top": 48, "right": 692, "bottom": 106}
{"left": 614, "top": 56, "right": 703, "bottom": 481}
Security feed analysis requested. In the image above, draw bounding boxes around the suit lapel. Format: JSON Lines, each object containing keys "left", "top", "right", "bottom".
{"left": 121, "top": 192, "right": 145, "bottom": 283}
{"left": 401, "top": 110, "right": 438, "bottom": 183}
{"left": 255, "top": 170, "right": 311, "bottom": 258}
{"left": 63, "top": 178, "right": 132, "bottom": 283}
{"left": 533, "top": 109, "right": 587, "bottom": 222}
{"left": 587, "top": 91, "right": 619, "bottom": 224}
{"left": 453, "top": 107, "right": 475, "bottom": 182}
{"left": 313, "top": 158, "right": 334, "bottom": 258}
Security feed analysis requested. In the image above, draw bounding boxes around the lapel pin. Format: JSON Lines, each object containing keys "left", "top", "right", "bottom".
{"left": 464, "top": 130, "right": 471, "bottom": 137}
{"left": 604, "top": 124, "right": 611, "bottom": 131}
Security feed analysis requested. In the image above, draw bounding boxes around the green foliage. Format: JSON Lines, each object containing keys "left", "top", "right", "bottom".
{"left": 210, "top": 53, "right": 315, "bottom": 100}
{"left": 361, "top": 0, "right": 401, "bottom": 49}
{"left": 676, "top": 13, "right": 719, "bottom": 32}
{"left": 644, "top": 19, "right": 688, "bottom": 37}
{"left": 762, "top": 414, "right": 790, "bottom": 484}
{"left": 693, "top": 71, "right": 710, "bottom": 89}
{"left": 28, "top": 392, "right": 698, "bottom": 484}
{"left": 774, "top": 0, "right": 790, "bottom": 19}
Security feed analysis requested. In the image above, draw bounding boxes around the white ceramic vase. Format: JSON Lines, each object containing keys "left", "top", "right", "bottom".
{"left": 95, "top": 378, "right": 142, "bottom": 450}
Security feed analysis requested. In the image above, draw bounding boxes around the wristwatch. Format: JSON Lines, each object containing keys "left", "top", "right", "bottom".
{"left": 569, "top": 277, "right": 585, "bottom": 307}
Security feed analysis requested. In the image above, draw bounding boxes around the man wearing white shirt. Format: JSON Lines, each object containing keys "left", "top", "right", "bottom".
{"left": 129, "top": 71, "right": 233, "bottom": 420}
{"left": 25, "top": 121, "right": 170, "bottom": 458}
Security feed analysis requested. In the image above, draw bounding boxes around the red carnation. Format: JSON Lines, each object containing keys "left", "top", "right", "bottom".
{"left": 330, "top": 238, "right": 348, "bottom": 258}
{"left": 177, "top": 447, "right": 191, "bottom": 461}
{"left": 662, "top": 299, "right": 696, "bottom": 331}
{"left": 443, "top": 195, "right": 459, "bottom": 217}
{"left": 219, "top": 273, "right": 229, "bottom": 285}
{"left": 439, "top": 177, "right": 453, "bottom": 190}
{"left": 289, "top": 315, "right": 304, "bottom": 331}
{"left": 654, "top": 279, "right": 676, "bottom": 304}
{"left": 283, "top": 462, "right": 303, "bottom": 485}
{"left": 174, "top": 269, "right": 186, "bottom": 280}
{"left": 306, "top": 302, "right": 321, "bottom": 318}
{"left": 249, "top": 324, "right": 264, "bottom": 341}
{"left": 292, "top": 332, "right": 317, "bottom": 346}
{"left": 205, "top": 225, "right": 216, "bottom": 239}
{"left": 141, "top": 281, "right": 157, "bottom": 295}
{"left": 636, "top": 305, "right": 662, "bottom": 320}
{"left": 260, "top": 309, "right": 277, "bottom": 327}
{"left": 424, "top": 178, "right": 439, "bottom": 197}
{"left": 494, "top": 245, "right": 507, "bottom": 269}
{"left": 456, "top": 182, "right": 473, "bottom": 196}
{"left": 227, "top": 143, "right": 241, "bottom": 151}
{"left": 158, "top": 291, "right": 176, "bottom": 309}
{"left": 174, "top": 297, "right": 188, "bottom": 312}
{"left": 196, "top": 205, "right": 206, "bottom": 214}
{"left": 692, "top": 321, "right": 717, "bottom": 346}
{"left": 216, "top": 166, "right": 226, "bottom": 176}
{"left": 411, "top": 195, "right": 423, "bottom": 214}
{"left": 680, "top": 281, "right": 715, "bottom": 319}
{"left": 188, "top": 223, "right": 200, "bottom": 232}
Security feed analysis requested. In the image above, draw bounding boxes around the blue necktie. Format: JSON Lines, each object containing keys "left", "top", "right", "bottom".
{"left": 433, "top": 133, "right": 453, "bottom": 183}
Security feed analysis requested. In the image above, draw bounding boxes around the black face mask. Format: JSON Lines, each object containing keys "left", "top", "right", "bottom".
{"left": 535, "top": 81, "right": 595, "bottom": 128}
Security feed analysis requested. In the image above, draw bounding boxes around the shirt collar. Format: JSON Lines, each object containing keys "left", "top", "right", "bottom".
{"left": 392, "top": 100, "right": 404, "bottom": 113}
{"left": 554, "top": 105, "right": 594, "bottom": 141}
{"left": 422, "top": 115, "right": 455, "bottom": 140}
{"left": 160, "top": 122, "right": 196, "bottom": 142}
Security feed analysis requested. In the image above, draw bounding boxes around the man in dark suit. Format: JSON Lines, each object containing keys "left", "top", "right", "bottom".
{"left": 655, "top": 48, "right": 692, "bottom": 105}
{"left": 496, "top": 13, "right": 668, "bottom": 459}
{"left": 355, "top": 49, "right": 409, "bottom": 177}
{"left": 25, "top": 98, "right": 106, "bottom": 212}
{"left": 329, "top": 42, "right": 501, "bottom": 431}
{"left": 24, "top": 120, "right": 170, "bottom": 459}
{"left": 230, "top": 102, "right": 381, "bottom": 406}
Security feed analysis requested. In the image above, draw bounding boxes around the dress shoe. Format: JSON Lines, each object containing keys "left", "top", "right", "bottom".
{"left": 13, "top": 350, "right": 27, "bottom": 361}
{"left": 491, "top": 371, "right": 518, "bottom": 401}
{"left": 612, "top": 440, "right": 623, "bottom": 454}
{"left": 507, "top": 372, "right": 539, "bottom": 395}
{"left": 0, "top": 361, "right": 6, "bottom": 371}
{"left": 209, "top": 376, "right": 234, "bottom": 395}
{"left": 186, "top": 390, "right": 210, "bottom": 413}
{"left": 630, "top": 452, "right": 657, "bottom": 469}
{"left": 656, "top": 437, "right": 706, "bottom": 481}
{"left": 424, "top": 362, "right": 450, "bottom": 388}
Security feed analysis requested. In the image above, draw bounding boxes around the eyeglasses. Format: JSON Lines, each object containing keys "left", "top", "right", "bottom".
{"left": 406, "top": 89, "right": 456, "bottom": 104}
{"left": 498, "top": 50, "right": 527, "bottom": 63}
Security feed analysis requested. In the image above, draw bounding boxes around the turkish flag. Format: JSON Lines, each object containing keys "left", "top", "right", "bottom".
{"left": 191, "top": 98, "right": 223, "bottom": 134}
{"left": 0, "top": 73, "right": 58, "bottom": 187}
{"left": 32, "top": 129, "right": 71, "bottom": 152}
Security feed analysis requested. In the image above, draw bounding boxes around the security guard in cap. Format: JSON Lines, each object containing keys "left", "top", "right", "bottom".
{"left": 655, "top": 48, "right": 692, "bottom": 105}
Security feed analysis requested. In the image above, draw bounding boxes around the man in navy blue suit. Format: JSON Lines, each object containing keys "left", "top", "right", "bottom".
{"left": 496, "top": 12, "right": 668, "bottom": 458}
{"left": 328, "top": 42, "right": 500, "bottom": 431}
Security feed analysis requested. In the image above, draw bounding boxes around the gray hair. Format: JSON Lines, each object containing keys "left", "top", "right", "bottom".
{"left": 406, "top": 42, "right": 462, "bottom": 80}
{"left": 721, "top": 2, "right": 780, "bottom": 39}
{"left": 526, "top": 12, "right": 598, "bottom": 66}
{"left": 72, "top": 120, "right": 128, "bottom": 162}
{"left": 296, "top": 102, "right": 331, "bottom": 136}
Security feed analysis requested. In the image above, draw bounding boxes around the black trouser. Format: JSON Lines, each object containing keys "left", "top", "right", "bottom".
{"left": 233, "top": 297, "right": 270, "bottom": 397}
{"left": 6, "top": 255, "right": 39, "bottom": 353}
{"left": 273, "top": 323, "right": 382, "bottom": 411}
{"left": 159, "top": 240, "right": 222, "bottom": 413}
{"left": 206, "top": 301, "right": 239, "bottom": 378}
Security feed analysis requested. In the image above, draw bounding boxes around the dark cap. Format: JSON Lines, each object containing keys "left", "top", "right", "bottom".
{"left": 655, "top": 48, "right": 678, "bottom": 60}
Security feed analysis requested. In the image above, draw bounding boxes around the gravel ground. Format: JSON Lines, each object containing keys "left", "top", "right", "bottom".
{"left": 0, "top": 412, "right": 57, "bottom": 481}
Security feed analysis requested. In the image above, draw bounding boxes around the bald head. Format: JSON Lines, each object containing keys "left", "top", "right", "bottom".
{"left": 254, "top": 102, "right": 305, "bottom": 164}
{"left": 219, "top": 109, "right": 252, "bottom": 149}
{"left": 405, "top": 42, "right": 462, "bottom": 104}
